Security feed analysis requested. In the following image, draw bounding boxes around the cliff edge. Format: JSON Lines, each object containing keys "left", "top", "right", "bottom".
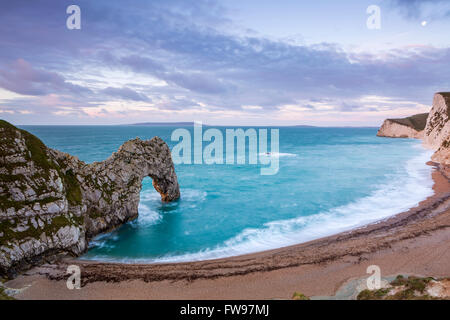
{"left": 0, "top": 120, "right": 180, "bottom": 277}
{"left": 378, "top": 92, "right": 450, "bottom": 166}
{"left": 423, "top": 93, "right": 450, "bottom": 165}
{"left": 377, "top": 113, "right": 428, "bottom": 139}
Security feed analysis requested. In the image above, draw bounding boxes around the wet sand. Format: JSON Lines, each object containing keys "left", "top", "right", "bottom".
{"left": 6, "top": 164, "right": 450, "bottom": 300}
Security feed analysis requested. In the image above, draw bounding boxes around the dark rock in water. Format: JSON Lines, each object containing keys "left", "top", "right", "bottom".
{"left": 0, "top": 120, "right": 180, "bottom": 278}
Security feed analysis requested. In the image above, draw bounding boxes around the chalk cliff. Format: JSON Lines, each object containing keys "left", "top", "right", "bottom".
{"left": 0, "top": 120, "right": 179, "bottom": 277}
{"left": 377, "top": 113, "right": 428, "bottom": 139}
{"left": 423, "top": 93, "right": 450, "bottom": 165}
{"left": 378, "top": 92, "right": 450, "bottom": 166}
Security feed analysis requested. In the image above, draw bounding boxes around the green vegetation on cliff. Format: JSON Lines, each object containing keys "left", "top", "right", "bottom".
{"left": 0, "top": 287, "right": 15, "bottom": 300}
{"left": 0, "top": 120, "right": 82, "bottom": 210}
{"left": 0, "top": 214, "right": 83, "bottom": 247}
{"left": 0, "top": 120, "right": 57, "bottom": 175}
{"left": 1, "top": 119, "right": 180, "bottom": 278}
{"left": 62, "top": 168, "right": 82, "bottom": 205}
{"left": 388, "top": 113, "right": 428, "bottom": 131}
{"left": 292, "top": 292, "right": 310, "bottom": 300}
{"left": 357, "top": 275, "right": 443, "bottom": 300}
{"left": 0, "top": 120, "right": 85, "bottom": 249}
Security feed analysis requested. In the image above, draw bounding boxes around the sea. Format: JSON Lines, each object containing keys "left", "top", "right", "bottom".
{"left": 20, "top": 125, "right": 434, "bottom": 263}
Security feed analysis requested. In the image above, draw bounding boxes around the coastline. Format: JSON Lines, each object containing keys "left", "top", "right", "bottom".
{"left": 5, "top": 162, "right": 450, "bottom": 299}
{"left": 83, "top": 144, "right": 434, "bottom": 264}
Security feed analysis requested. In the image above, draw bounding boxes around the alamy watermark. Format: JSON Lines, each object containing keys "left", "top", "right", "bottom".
{"left": 66, "top": 5, "right": 81, "bottom": 30}
{"left": 366, "top": 265, "right": 381, "bottom": 290}
{"left": 66, "top": 265, "right": 81, "bottom": 290}
{"left": 367, "top": 5, "right": 381, "bottom": 30}
{"left": 171, "top": 122, "right": 280, "bottom": 175}
{"left": 67, "top": 4, "right": 382, "bottom": 31}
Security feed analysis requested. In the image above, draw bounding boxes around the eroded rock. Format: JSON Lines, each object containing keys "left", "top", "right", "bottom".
{"left": 423, "top": 93, "right": 450, "bottom": 165}
{"left": 378, "top": 92, "right": 450, "bottom": 166}
{"left": 377, "top": 113, "right": 428, "bottom": 139}
{"left": 0, "top": 120, "right": 179, "bottom": 277}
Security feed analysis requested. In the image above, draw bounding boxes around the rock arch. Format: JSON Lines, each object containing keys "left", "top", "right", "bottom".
{"left": 0, "top": 120, "right": 180, "bottom": 277}
{"left": 80, "top": 137, "right": 180, "bottom": 235}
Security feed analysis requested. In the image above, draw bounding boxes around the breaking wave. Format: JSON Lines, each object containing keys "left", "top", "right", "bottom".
{"left": 142, "top": 149, "right": 434, "bottom": 263}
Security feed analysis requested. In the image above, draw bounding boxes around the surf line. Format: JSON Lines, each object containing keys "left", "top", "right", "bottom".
{"left": 171, "top": 122, "right": 280, "bottom": 175}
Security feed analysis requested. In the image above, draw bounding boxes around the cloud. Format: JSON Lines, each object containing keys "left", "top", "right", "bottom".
{"left": 0, "top": 0, "right": 449, "bottom": 125}
{"left": 118, "top": 55, "right": 230, "bottom": 94}
{"left": 101, "top": 86, "right": 151, "bottom": 102}
{"left": 387, "top": 0, "right": 450, "bottom": 19}
{"left": 163, "top": 72, "right": 230, "bottom": 94}
{"left": 120, "top": 55, "right": 166, "bottom": 74}
{"left": 0, "top": 59, "right": 91, "bottom": 96}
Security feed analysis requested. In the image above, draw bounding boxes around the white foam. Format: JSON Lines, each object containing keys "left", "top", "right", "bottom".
{"left": 134, "top": 203, "right": 162, "bottom": 226}
{"left": 89, "top": 232, "right": 119, "bottom": 249}
{"left": 140, "top": 190, "right": 162, "bottom": 202}
{"left": 180, "top": 189, "right": 208, "bottom": 202}
{"left": 258, "top": 152, "right": 297, "bottom": 157}
{"left": 143, "top": 147, "right": 434, "bottom": 263}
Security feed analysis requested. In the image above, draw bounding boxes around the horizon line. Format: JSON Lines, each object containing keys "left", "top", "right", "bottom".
{"left": 14, "top": 123, "right": 380, "bottom": 128}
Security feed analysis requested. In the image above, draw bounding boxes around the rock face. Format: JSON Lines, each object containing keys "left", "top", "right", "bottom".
{"left": 378, "top": 92, "right": 450, "bottom": 166}
{"left": 377, "top": 113, "right": 428, "bottom": 139}
{"left": 423, "top": 93, "right": 450, "bottom": 165}
{"left": 0, "top": 120, "right": 179, "bottom": 277}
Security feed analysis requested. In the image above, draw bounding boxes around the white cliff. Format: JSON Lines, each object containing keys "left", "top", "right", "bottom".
{"left": 377, "top": 113, "right": 428, "bottom": 139}
{"left": 423, "top": 93, "right": 450, "bottom": 165}
{"left": 378, "top": 92, "right": 450, "bottom": 166}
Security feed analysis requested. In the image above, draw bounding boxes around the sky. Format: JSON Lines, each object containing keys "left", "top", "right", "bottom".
{"left": 0, "top": 0, "right": 449, "bottom": 126}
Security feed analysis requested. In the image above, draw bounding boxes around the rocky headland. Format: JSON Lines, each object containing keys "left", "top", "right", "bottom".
{"left": 0, "top": 120, "right": 179, "bottom": 278}
{"left": 1, "top": 92, "right": 450, "bottom": 300}
{"left": 377, "top": 92, "right": 450, "bottom": 167}
{"left": 0, "top": 93, "right": 450, "bottom": 299}
{"left": 377, "top": 113, "right": 428, "bottom": 139}
{"left": 423, "top": 93, "right": 450, "bottom": 165}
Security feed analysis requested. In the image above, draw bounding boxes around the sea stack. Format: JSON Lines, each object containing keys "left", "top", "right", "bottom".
{"left": 0, "top": 120, "right": 180, "bottom": 278}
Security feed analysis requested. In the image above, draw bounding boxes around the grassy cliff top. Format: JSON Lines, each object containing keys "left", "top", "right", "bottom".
{"left": 0, "top": 119, "right": 18, "bottom": 131}
{"left": 388, "top": 113, "right": 428, "bottom": 131}
{"left": 0, "top": 119, "right": 54, "bottom": 171}
{"left": 0, "top": 119, "right": 82, "bottom": 208}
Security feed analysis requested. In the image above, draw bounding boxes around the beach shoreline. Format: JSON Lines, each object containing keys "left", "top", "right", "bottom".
{"left": 5, "top": 162, "right": 450, "bottom": 299}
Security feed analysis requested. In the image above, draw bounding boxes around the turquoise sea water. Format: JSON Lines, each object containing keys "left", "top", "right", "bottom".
{"left": 21, "top": 125, "right": 434, "bottom": 262}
